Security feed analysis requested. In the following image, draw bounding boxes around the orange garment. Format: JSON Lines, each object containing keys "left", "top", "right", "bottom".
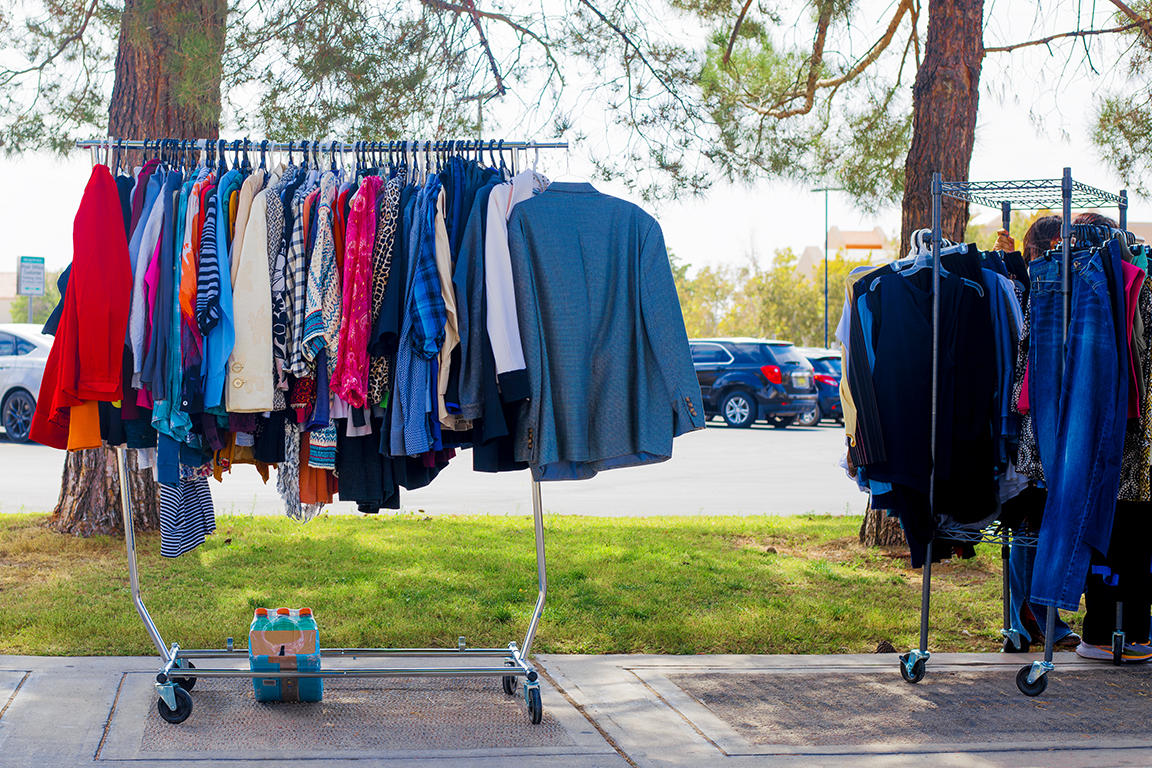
{"left": 212, "top": 432, "right": 271, "bottom": 483}
{"left": 66, "top": 400, "right": 102, "bottom": 451}
{"left": 228, "top": 189, "right": 239, "bottom": 240}
{"left": 179, "top": 177, "right": 209, "bottom": 322}
{"left": 299, "top": 438, "right": 336, "bottom": 504}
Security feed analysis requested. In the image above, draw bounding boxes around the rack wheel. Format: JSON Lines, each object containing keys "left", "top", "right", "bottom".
{"left": 526, "top": 686, "right": 542, "bottom": 725}
{"left": 173, "top": 661, "right": 197, "bottom": 692}
{"left": 1016, "top": 665, "right": 1048, "bottom": 697}
{"left": 899, "top": 654, "right": 926, "bottom": 684}
{"left": 502, "top": 674, "right": 519, "bottom": 695}
{"left": 157, "top": 687, "right": 193, "bottom": 724}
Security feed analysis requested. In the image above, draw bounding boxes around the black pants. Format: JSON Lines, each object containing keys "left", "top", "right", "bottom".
{"left": 1082, "top": 500, "right": 1152, "bottom": 645}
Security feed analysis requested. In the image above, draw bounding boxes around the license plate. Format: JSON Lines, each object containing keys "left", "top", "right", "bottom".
{"left": 792, "top": 373, "right": 810, "bottom": 387}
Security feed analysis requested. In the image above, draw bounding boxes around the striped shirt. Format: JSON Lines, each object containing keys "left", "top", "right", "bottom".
{"left": 195, "top": 186, "right": 221, "bottom": 333}
{"left": 159, "top": 476, "right": 216, "bottom": 558}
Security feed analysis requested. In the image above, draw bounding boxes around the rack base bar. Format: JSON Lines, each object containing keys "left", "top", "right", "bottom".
{"left": 162, "top": 667, "right": 529, "bottom": 680}
{"left": 173, "top": 648, "right": 526, "bottom": 659}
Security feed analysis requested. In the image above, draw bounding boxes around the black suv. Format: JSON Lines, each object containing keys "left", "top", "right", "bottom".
{"left": 689, "top": 338, "right": 818, "bottom": 428}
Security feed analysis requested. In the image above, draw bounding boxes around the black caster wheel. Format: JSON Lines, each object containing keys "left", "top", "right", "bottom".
{"left": 502, "top": 675, "right": 519, "bottom": 695}
{"left": 173, "top": 661, "right": 197, "bottom": 692}
{"left": 526, "top": 686, "right": 542, "bottom": 725}
{"left": 899, "top": 654, "right": 926, "bottom": 684}
{"left": 157, "top": 687, "right": 193, "bottom": 724}
{"left": 1016, "top": 665, "right": 1048, "bottom": 697}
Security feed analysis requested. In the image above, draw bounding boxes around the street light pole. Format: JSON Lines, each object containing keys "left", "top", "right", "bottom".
{"left": 810, "top": 187, "right": 845, "bottom": 349}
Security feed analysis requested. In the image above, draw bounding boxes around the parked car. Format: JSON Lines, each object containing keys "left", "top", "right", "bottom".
{"left": 689, "top": 337, "right": 818, "bottom": 428}
{"left": 0, "top": 324, "right": 52, "bottom": 443}
{"left": 795, "top": 347, "right": 842, "bottom": 426}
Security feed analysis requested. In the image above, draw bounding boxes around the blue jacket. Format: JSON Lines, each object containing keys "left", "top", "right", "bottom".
{"left": 506, "top": 182, "right": 706, "bottom": 480}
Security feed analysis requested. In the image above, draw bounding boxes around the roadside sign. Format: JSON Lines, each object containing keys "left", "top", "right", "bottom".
{"left": 17, "top": 256, "right": 45, "bottom": 297}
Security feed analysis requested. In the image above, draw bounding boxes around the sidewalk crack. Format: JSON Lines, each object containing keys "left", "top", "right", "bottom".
{"left": 536, "top": 667, "right": 641, "bottom": 768}
{"left": 0, "top": 671, "right": 30, "bottom": 723}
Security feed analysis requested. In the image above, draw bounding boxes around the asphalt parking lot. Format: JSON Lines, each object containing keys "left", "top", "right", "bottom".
{"left": 0, "top": 419, "right": 863, "bottom": 518}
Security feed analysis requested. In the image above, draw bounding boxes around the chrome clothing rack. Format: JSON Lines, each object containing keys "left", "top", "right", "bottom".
{"left": 89, "top": 134, "right": 567, "bottom": 725}
{"left": 898, "top": 170, "right": 1129, "bottom": 696}
{"left": 117, "top": 448, "right": 550, "bottom": 725}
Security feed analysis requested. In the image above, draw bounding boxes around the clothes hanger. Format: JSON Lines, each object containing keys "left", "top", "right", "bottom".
{"left": 496, "top": 140, "right": 509, "bottom": 177}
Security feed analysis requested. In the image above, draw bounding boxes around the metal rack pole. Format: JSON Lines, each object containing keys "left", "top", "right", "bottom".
{"left": 520, "top": 480, "right": 548, "bottom": 658}
{"left": 74, "top": 138, "right": 568, "bottom": 153}
{"left": 1061, "top": 168, "right": 1072, "bottom": 347}
{"left": 924, "top": 171, "right": 942, "bottom": 659}
{"left": 1120, "top": 190, "right": 1128, "bottom": 230}
{"left": 117, "top": 447, "right": 171, "bottom": 663}
{"left": 919, "top": 541, "right": 933, "bottom": 654}
{"left": 999, "top": 201, "right": 1017, "bottom": 650}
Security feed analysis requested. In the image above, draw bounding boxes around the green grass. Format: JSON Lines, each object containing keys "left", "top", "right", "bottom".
{"left": 0, "top": 513, "right": 1075, "bottom": 656}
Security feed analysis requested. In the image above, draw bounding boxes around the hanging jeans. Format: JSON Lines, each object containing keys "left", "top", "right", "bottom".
{"left": 1003, "top": 488, "right": 1073, "bottom": 644}
{"left": 1029, "top": 249, "right": 1127, "bottom": 611}
{"left": 1009, "top": 543, "right": 1074, "bottom": 642}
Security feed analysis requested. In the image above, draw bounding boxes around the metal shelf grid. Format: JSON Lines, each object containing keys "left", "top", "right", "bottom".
{"left": 940, "top": 178, "right": 1127, "bottom": 212}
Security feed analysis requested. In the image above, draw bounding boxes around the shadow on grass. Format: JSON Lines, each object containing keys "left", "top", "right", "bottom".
{"left": 0, "top": 513, "right": 1015, "bottom": 657}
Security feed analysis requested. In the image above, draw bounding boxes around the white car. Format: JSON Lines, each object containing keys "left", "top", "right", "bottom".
{"left": 0, "top": 324, "right": 52, "bottom": 443}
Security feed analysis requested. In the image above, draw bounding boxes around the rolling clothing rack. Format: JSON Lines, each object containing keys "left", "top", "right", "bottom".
{"left": 82, "top": 134, "right": 571, "bottom": 725}
{"left": 900, "top": 169, "right": 1129, "bottom": 696}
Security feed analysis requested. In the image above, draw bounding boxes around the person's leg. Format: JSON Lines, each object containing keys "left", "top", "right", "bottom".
{"left": 1007, "top": 542, "right": 1033, "bottom": 647}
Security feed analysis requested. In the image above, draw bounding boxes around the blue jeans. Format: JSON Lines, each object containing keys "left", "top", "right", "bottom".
{"left": 1008, "top": 542, "right": 1073, "bottom": 643}
{"left": 1028, "top": 249, "right": 1126, "bottom": 611}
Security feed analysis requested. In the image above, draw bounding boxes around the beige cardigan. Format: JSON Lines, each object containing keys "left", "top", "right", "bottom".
{"left": 226, "top": 169, "right": 276, "bottom": 412}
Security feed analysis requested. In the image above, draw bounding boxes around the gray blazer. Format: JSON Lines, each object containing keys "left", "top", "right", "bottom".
{"left": 506, "top": 182, "right": 706, "bottom": 481}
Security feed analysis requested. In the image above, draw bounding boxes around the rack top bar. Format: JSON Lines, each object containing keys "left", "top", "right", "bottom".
{"left": 75, "top": 138, "right": 568, "bottom": 151}
{"left": 940, "top": 178, "right": 1125, "bottom": 211}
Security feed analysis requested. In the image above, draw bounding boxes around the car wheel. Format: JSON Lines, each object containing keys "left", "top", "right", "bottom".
{"left": 770, "top": 415, "right": 795, "bottom": 429}
{"left": 720, "top": 391, "right": 756, "bottom": 428}
{"left": 797, "top": 407, "right": 820, "bottom": 427}
{"left": 2, "top": 390, "right": 35, "bottom": 444}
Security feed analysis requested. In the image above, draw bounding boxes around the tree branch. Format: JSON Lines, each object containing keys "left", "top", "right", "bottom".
{"left": 0, "top": 0, "right": 101, "bottom": 88}
{"left": 456, "top": 0, "right": 505, "bottom": 95}
{"left": 1106, "top": 0, "right": 1152, "bottom": 35}
{"left": 723, "top": 0, "right": 756, "bottom": 66}
{"left": 983, "top": 22, "right": 1146, "bottom": 53}
{"left": 737, "top": 0, "right": 912, "bottom": 118}
{"left": 420, "top": 0, "right": 563, "bottom": 84}
{"left": 573, "top": 0, "right": 692, "bottom": 113}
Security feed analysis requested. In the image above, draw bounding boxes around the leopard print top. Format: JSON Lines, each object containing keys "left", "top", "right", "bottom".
{"left": 367, "top": 170, "right": 406, "bottom": 405}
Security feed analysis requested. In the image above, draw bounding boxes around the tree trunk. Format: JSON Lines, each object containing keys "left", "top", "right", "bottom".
{"left": 49, "top": 448, "right": 160, "bottom": 537}
{"left": 49, "top": 0, "right": 225, "bottom": 538}
{"left": 859, "top": 505, "right": 906, "bottom": 547}
{"left": 108, "top": 0, "right": 225, "bottom": 160}
{"left": 899, "top": 0, "right": 984, "bottom": 250}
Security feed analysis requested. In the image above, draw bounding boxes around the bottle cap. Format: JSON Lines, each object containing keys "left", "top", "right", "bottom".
{"left": 299, "top": 608, "right": 312, "bottom": 616}
{"left": 277, "top": 607, "right": 290, "bottom": 615}
{"left": 255, "top": 608, "right": 268, "bottom": 616}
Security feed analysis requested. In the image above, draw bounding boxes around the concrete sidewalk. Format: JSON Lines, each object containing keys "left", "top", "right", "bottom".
{"left": 2, "top": 652, "right": 1151, "bottom": 767}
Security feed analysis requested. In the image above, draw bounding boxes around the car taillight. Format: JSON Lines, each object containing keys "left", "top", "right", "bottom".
{"left": 760, "top": 365, "right": 782, "bottom": 385}
{"left": 814, "top": 374, "right": 839, "bottom": 387}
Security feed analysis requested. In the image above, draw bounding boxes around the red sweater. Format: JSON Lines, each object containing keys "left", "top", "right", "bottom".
{"left": 31, "top": 165, "right": 132, "bottom": 449}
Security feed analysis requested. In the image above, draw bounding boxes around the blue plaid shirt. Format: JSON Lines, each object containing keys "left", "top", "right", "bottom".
{"left": 410, "top": 174, "right": 447, "bottom": 361}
